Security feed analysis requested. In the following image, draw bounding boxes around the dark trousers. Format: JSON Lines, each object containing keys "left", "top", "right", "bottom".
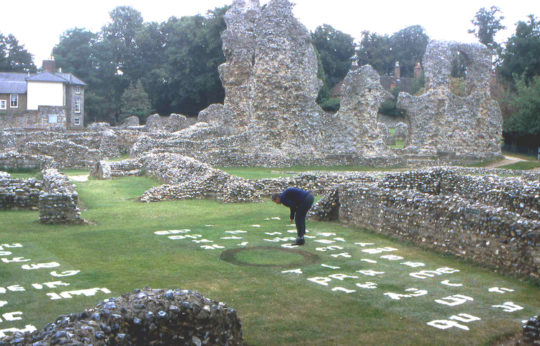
{"left": 295, "top": 193, "right": 314, "bottom": 237}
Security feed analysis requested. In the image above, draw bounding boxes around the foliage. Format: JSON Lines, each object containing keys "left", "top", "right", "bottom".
{"left": 357, "top": 26, "right": 429, "bottom": 77}
{"left": 0, "top": 33, "right": 36, "bottom": 72}
{"left": 312, "top": 25, "right": 354, "bottom": 112}
{"left": 142, "top": 7, "right": 227, "bottom": 116}
{"left": 503, "top": 75, "right": 540, "bottom": 146}
{"left": 53, "top": 29, "right": 96, "bottom": 83}
{"left": 499, "top": 15, "right": 540, "bottom": 84}
{"left": 389, "top": 25, "right": 429, "bottom": 77}
{"left": 119, "top": 80, "right": 154, "bottom": 122}
{"left": 53, "top": 6, "right": 228, "bottom": 123}
{"left": 312, "top": 25, "right": 355, "bottom": 89}
{"left": 468, "top": 6, "right": 505, "bottom": 61}
{"left": 356, "top": 31, "right": 394, "bottom": 75}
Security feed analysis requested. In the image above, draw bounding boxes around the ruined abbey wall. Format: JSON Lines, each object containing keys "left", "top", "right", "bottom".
{"left": 310, "top": 168, "right": 540, "bottom": 280}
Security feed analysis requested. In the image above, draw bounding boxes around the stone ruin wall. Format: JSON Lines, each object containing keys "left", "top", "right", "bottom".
{"left": 0, "top": 171, "right": 41, "bottom": 210}
{"left": 91, "top": 153, "right": 383, "bottom": 203}
{"left": 39, "top": 168, "right": 85, "bottom": 224}
{"left": 397, "top": 41, "right": 503, "bottom": 159}
{"left": 0, "top": 288, "right": 242, "bottom": 345}
{"left": 0, "top": 169, "right": 84, "bottom": 223}
{"left": 310, "top": 168, "right": 540, "bottom": 280}
{"left": 0, "top": 1, "right": 503, "bottom": 169}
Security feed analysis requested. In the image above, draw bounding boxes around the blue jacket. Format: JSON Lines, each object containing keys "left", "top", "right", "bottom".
{"left": 280, "top": 187, "right": 310, "bottom": 220}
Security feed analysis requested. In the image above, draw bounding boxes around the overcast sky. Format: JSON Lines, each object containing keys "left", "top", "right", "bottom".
{"left": 1, "top": 0, "right": 538, "bottom": 66}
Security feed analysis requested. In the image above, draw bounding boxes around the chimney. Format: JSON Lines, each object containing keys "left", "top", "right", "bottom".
{"left": 394, "top": 61, "right": 401, "bottom": 80}
{"left": 42, "top": 58, "right": 56, "bottom": 73}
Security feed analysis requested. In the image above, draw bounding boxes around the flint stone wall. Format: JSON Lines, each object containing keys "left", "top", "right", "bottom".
{"left": 96, "top": 154, "right": 382, "bottom": 203}
{"left": 0, "top": 172, "right": 41, "bottom": 210}
{"left": 397, "top": 41, "right": 503, "bottom": 159}
{"left": 145, "top": 113, "right": 190, "bottom": 132}
{"left": 0, "top": 288, "right": 242, "bottom": 345}
{"left": 0, "top": 129, "right": 139, "bottom": 168}
{"left": 311, "top": 168, "right": 540, "bottom": 279}
{"left": 0, "top": 151, "right": 54, "bottom": 170}
{"left": 39, "top": 168, "right": 84, "bottom": 224}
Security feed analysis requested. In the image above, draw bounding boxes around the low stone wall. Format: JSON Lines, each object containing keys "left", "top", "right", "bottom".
{"left": 0, "top": 151, "right": 54, "bottom": 170}
{"left": 0, "top": 288, "right": 243, "bottom": 345}
{"left": 0, "top": 172, "right": 41, "bottom": 210}
{"left": 39, "top": 169, "right": 84, "bottom": 224}
{"left": 310, "top": 168, "right": 540, "bottom": 280}
{"left": 90, "top": 159, "right": 143, "bottom": 179}
{"left": 145, "top": 113, "right": 190, "bottom": 132}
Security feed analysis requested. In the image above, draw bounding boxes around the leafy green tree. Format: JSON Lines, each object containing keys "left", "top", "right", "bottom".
{"left": 101, "top": 6, "right": 145, "bottom": 83}
{"left": 144, "top": 7, "right": 227, "bottom": 116}
{"left": 312, "top": 25, "right": 355, "bottom": 112}
{"left": 356, "top": 31, "right": 394, "bottom": 75}
{"left": 53, "top": 28, "right": 96, "bottom": 82}
{"left": 312, "top": 25, "right": 355, "bottom": 89}
{"left": 120, "top": 80, "right": 154, "bottom": 122}
{"left": 503, "top": 75, "right": 540, "bottom": 147}
{"left": 390, "top": 25, "right": 429, "bottom": 77}
{"left": 468, "top": 6, "right": 505, "bottom": 58}
{"left": 0, "top": 33, "right": 36, "bottom": 72}
{"left": 499, "top": 15, "right": 540, "bottom": 84}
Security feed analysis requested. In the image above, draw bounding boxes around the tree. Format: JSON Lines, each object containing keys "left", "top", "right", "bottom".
{"left": 312, "top": 25, "right": 355, "bottom": 89}
{"left": 120, "top": 80, "right": 154, "bottom": 122}
{"left": 468, "top": 6, "right": 505, "bottom": 63}
{"left": 503, "top": 75, "right": 540, "bottom": 147}
{"left": 390, "top": 25, "right": 429, "bottom": 77}
{"left": 101, "top": 6, "right": 145, "bottom": 83}
{"left": 0, "top": 33, "right": 36, "bottom": 72}
{"left": 356, "top": 31, "right": 394, "bottom": 76}
{"left": 311, "top": 25, "right": 355, "bottom": 111}
{"left": 499, "top": 15, "right": 540, "bottom": 85}
{"left": 469, "top": 6, "right": 505, "bottom": 49}
{"left": 53, "top": 28, "right": 96, "bottom": 82}
{"left": 143, "top": 7, "right": 228, "bottom": 116}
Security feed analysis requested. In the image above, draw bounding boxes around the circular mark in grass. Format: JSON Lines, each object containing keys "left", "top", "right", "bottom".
{"left": 220, "top": 246, "right": 320, "bottom": 268}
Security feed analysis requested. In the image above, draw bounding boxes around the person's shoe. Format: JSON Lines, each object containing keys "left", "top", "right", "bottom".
{"left": 293, "top": 237, "right": 305, "bottom": 246}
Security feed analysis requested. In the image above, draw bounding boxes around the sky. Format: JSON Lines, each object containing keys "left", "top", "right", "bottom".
{"left": 0, "top": 0, "right": 538, "bottom": 66}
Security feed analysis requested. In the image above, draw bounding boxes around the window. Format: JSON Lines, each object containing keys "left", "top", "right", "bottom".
{"left": 0, "top": 100, "right": 6, "bottom": 110}
{"left": 73, "top": 117, "right": 80, "bottom": 126}
{"left": 10, "top": 94, "right": 18, "bottom": 108}
{"left": 74, "top": 96, "right": 81, "bottom": 113}
{"left": 74, "top": 86, "right": 81, "bottom": 94}
{"left": 48, "top": 115, "right": 57, "bottom": 124}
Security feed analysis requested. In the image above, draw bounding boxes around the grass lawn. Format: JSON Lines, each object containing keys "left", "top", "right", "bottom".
{"left": 1, "top": 175, "right": 539, "bottom": 345}
{"left": 499, "top": 161, "right": 540, "bottom": 170}
{"left": 220, "top": 165, "right": 401, "bottom": 179}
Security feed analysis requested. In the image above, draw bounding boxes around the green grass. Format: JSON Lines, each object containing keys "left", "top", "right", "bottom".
{"left": 220, "top": 165, "right": 400, "bottom": 179}
{"left": 0, "top": 175, "right": 538, "bottom": 345}
{"left": 388, "top": 138, "right": 405, "bottom": 149}
{"left": 499, "top": 161, "right": 540, "bottom": 170}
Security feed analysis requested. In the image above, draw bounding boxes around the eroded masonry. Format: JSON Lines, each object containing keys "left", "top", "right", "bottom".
{"left": 1, "top": 0, "right": 503, "bottom": 168}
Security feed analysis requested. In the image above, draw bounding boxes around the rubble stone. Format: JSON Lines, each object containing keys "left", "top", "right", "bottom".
{"left": 311, "top": 167, "right": 540, "bottom": 280}
{"left": 39, "top": 168, "right": 85, "bottom": 224}
{"left": 0, "top": 288, "right": 243, "bottom": 345}
{"left": 397, "top": 41, "right": 503, "bottom": 160}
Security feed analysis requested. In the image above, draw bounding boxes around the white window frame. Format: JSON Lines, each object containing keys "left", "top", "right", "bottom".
{"left": 0, "top": 99, "right": 6, "bottom": 110}
{"left": 73, "top": 117, "right": 80, "bottom": 126}
{"left": 74, "top": 86, "right": 81, "bottom": 94}
{"left": 74, "top": 96, "right": 81, "bottom": 113}
{"left": 48, "top": 114, "right": 58, "bottom": 124}
{"left": 10, "top": 94, "right": 18, "bottom": 108}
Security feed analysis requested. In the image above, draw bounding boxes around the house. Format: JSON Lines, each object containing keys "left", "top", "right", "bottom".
{"left": 0, "top": 59, "right": 85, "bottom": 129}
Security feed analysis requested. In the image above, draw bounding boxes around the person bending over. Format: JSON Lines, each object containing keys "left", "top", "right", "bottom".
{"left": 272, "top": 187, "right": 314, "bottom": 245}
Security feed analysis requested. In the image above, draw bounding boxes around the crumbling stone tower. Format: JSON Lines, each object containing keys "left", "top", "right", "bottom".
{"left": 397, "top": 41, "right": 503, "bottom": 160}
